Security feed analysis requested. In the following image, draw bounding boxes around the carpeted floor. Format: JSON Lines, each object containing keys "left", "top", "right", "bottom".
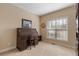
{"left": 0, "top": 42, "right": 77, "bottom": 56}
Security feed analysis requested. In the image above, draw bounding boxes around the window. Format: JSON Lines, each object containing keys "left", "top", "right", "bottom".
{"left": 47, "top": 17, "right": 68, "bottom": 41}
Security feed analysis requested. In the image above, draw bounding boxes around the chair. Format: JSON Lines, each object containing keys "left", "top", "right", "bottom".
{"left": 29, "top": 35, "right": 38, "bottom": 49}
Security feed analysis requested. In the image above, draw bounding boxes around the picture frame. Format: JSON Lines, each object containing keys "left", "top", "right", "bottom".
{"left": 22, "top": 18, "right": 32, "bottom": 28}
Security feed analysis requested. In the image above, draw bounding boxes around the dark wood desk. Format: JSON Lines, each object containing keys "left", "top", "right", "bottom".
{"left": 17, "top": 28, "right": 38, "bottom": 51}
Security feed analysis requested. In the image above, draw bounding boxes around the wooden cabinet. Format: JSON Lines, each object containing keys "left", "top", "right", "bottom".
{"left": 17, "top": 28, "right": 38, "bottom": 51}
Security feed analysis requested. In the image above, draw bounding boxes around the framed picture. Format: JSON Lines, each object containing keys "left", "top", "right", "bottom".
{"left": 22, "top": 19, "right": 32, "bottom": 28}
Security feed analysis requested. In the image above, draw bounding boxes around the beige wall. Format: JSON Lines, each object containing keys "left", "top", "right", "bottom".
{"left": 0, "top": 4, "right": 39, "bottom": 51}
{"left": 40, "top": 5, "right": 76, "bottom": 50}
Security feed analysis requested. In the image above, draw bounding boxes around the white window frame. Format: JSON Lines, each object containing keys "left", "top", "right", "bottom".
{"left": 47, "top": 16, "right": 68, "bottom": 41}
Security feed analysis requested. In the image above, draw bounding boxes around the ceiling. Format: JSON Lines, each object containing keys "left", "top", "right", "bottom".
{"left": 11, "top": 3, "right": 74, "bottom": 16}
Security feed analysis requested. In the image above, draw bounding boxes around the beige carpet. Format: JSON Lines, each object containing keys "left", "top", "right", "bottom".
{"left": 0, "top": 42, "right": 77, "bottom": 56}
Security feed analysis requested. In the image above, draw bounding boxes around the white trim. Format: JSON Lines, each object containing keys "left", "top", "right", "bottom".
{"left": 0, "top": 46, "right": 16, "bottom": 53}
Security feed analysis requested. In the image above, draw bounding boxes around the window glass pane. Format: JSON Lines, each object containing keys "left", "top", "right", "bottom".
{"left": 51, "top": 20, "right": 56, "bottom": 29}
{"left": 56, "top": 19, "right": 63, "bottom": 29}
{"left": 48, "top": 30, "right": 55, "bottom": 39}
{"left": 62, "top": 19, "right": 65, "bottom": 29}
{"left": 56, "top": 17, "right": 68, "bottom": 29}
{"left": 62, "top": 18, "right": 67, "bottom": 29}
{"left": 47, "top": 21, "right": 51, "bottom": 29}
{"left": 56, "top": 30, "right": 68, "bottom": 41}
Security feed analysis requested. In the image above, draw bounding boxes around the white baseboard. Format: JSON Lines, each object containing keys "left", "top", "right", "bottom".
{"left": 0, "top": 46, "right": 16, "bottom": 53}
